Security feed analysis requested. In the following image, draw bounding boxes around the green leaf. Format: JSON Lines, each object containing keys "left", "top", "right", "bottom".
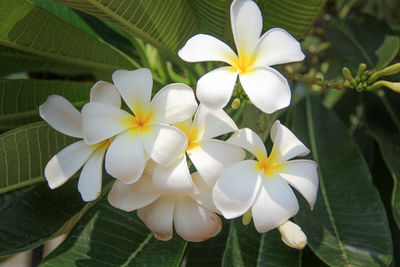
{"left": 52, "top": 0, "right": 325, "bottom": 64}
{"left": 324, "top": 14, "right": 400, "bottom": 72}
{"left": 0, "top": 122, "right": 76, "bottom": 194}
{"left": 291, "top": 96, "right": 393, "bottom": 266}
{"left": 0, "top": 79, "right": 90, "bottom": 130}
{"left": 221, "top": 219, "right": 301, "bottom": 267}
{"left": 370, "top": 130, "right": 400, "bottom": 229}
{"left": 259, "top": 0, "right": 326, "bottom": 39}
{"left": 40, "top": 197, "right": 187, "bottom": 266}
{"left": 0, "top": 45, "right": 90, "bottom": 77}
{"left": 0, "top": 0, "right": 135, "bottom": 73}
{"left": 0, "top": 181, "right": 85, "bottom": 256}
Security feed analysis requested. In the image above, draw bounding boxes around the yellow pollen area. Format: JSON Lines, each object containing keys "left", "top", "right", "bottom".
{"left": 231, "top": 54, "right": 255, "bottom": 74}
{"left": 175, "top": 122, "right": 201, "bottom": 151}
{"left": 125, "top": 108, "right": 154, "bottom": 134}
{"left": 255, "top": 150, "right": 285, "bottom": 177}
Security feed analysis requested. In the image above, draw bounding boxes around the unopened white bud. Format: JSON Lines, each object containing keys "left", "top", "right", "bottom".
{"left": 277, "top": 221, "right": 307, "bottom": 249}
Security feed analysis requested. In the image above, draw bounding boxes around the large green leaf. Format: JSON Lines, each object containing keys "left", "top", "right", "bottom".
{"left": 0, "top": 181, "right": 85, "bottom": 256}
{"left": 0, "top": 122, "right": 76, "bottom": 194}
{"left": 291, "top": 96, "right": 393, "bottom": 266}
{"left": 0, "top": 0, "right": 135, "bottom": 74}
{"left": 0, "top": 45, "right": 89, "bottom": 77}
{"left": 259, "top": 0, "right": 326, "bottom": 39}
{"left": 324, "top": 14, "right": 400, "bottom": 72}
{"left": 221, "top": 219, "right": 301, "bottom": 267}
{"left": 52, "top": 0, "right": 325, "bottom": 63}
{"left": 40, "top": 197, "right": 187, "bottom": 266}
{"left": 0, "top": 79, "right": 90, "bottom": 130}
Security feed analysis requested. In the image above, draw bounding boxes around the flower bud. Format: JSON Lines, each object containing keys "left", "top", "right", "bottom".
{"left": 370, "top": 81, "right": 400, "bottom": 93}
{"left": 342, "top": 67, "right": 355, "bottom": 86}
{"left": 277, "top": 221, "right": 307, "bottom": 249}
{"left": 368, "top": 63, "right": 400, "bottom": 83}
{"left": 231, "top": 98, "right": 241, "bottom": 109}
{"left": 241, "top": 209, "right": 252, "bottom": 225}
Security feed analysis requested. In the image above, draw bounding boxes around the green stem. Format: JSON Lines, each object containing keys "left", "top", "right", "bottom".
{"left": 282, "top": 70, "right": 345, "bottom": 90}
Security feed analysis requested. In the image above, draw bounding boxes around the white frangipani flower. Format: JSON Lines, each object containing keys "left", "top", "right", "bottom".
{"left": 178, "top": 0, "right": 305, "bottom": 114}
{"left": 152, "top": 104, "right": 245, "bottom": 194}
{"left": 39, "top": 81, "right": 121, "bottom": 201}
{"left": 213, "top": 121, "right": 319, "bottom": 233}
{"left": 277, "top": 220, "right": 307, "bottom": 249}
{"left": 82, "top": 68, "right": 197, "bottom": 184}
{"left": 108, "top": 168, "right": 221, "bottom": 242}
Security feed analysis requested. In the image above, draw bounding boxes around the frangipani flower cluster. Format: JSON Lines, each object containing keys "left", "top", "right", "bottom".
{"left": 39, "top": 0, "right": 319, "bottom": 250}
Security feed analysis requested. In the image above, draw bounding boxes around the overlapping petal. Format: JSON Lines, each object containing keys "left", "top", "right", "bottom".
{"left": 196, "top": 66, "right": 238, "bottom": 110}
{"left": 39, "top": 95, "right": 82, "bottom": 138}
{"left": 191, "top": 172, "right": 216, "bottom": 212}
{"left": 108, "top": 174, "right": 162, "bottom": 212}
{"left": 213, "top": 160, "right": 263, "bottom": 219}
{"left": 280, "top": 160, "right": 319, "bottom": 209}
{"left": 188, "top": 140, "right": 245, "bottom": 187}
{"left": 78, "top": 145, "right": 107, "bottom": 202}
{"left": 152, "top": 154, "right": 195, "bottom": 194}
{"left": 137, "top": 196, "right": 175, "bottom": 241}
{"left": 150, "top": 83, "right": 197, "bottom": 124}
{"left": 252, "top": 177, "right": 299, "bottom": 233}
{"left": 142, "top": 124, "right": 187, "bottom": 167}
{"left": 252, "top": 28, "right": 305, "bottom": 67}
{"left": 174, "top": 197, "right": 221, "bottom": 242}
{"left": 239, "top": 66, "right": 291, "bottom": 114}
{"left": 105, "top": 130, "right": 145, "bottom": 184}
{"left": 193, "top": 104, "right": 238, "bottom": 140}
{"left": 90, "top": 81, "right": 121, "bottom": 108}
{"left": 270, "top": 120, "right": 309, "bottom": 161}
{"left": 178, "top": 34, "right": 237, "bottom": 65}
{"left": 44, "top": 140, "right": 96, "bottom": 189}
{"left": 227, "top": 128, "right": 266, "bottom": 158}
{"left": 231, "top": 0, "right": 262, "bottom": 57}
{"left": 112, "top": 68, "right": 152, "bottom": 114}
{"left": 82, "top": 102, "right": 132, "bottom": 145}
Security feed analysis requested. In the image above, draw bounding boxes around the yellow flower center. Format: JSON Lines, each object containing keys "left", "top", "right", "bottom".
{"left": 232, "top": 54, "right": 255, "bottom": 74}
{"left": 255, "top": 150, "right": 284, "bottom": 177}
{"left": 126, "top": 107, "right": 154, "bottom": 134}
{"left": 175, "top": 122, "right": 201, "bottom": 151}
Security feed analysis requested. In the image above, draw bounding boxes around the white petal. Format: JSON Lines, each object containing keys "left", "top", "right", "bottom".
{"left": 150, "top": 83, "right": 197, "bottom": 124}
{"left": 227, "top": 128, "right": 266, "bottom": 158}
{"left": 142, "top": 124, "right": 187, "bottom": 166}
{"left": 105, "top": 130, "right": 145, "bottom": 184}
{"left": 108, "top": 174, "right": 161, "bottom": 212}
{"left": 44, "top": 140, "right": 95, "bottom": 189}
{"left": 143, "top": 159, "right": 157, "bottom": 176}
{"left": 137, "top": 195, "right": 175, "bottom": 241}
{"left": 252, "top": 177, "right": 299, "bottom": 233}
{"left": 196, "top": 66, "right": 238, "bottom": 109}
{"left": 253, "top": 28, "right": 305, "bottom": 67}
{"left": 280, "top": 160, "right": 319, "bottom": 209}
{"left": 81, "top": 102, "right": 132, "bottom": 145}
{"left": 191, "top": 172, "right": 218, "bottom": 212}
{"left": 39, "top": 95, "right": 82, "bottom": 138}
{"left": 231, "top": 0, "right": 262, "bottom": 57}
{"left": 239, "top": 66, "right": 291, "bottom": 114}
{"left": 188, "top": 140, "right": 245, "bottom": 187}
{"left": 270, "top": 120, "right": 309, "bottom": 161}
{"left": 112, "top": 68, "right": 152, "bottom": 114}
{"left": 213, "top": 160, "right": 262, "bottom": 219}
{"left": 174, "top": 197, "right": 221, "bottom": 242}
{"left": 90, "top": 81, "right": 121, "bottom": 107}
{"left": 152, "top": 154, "right": 195, "bottom": 195}
{"left": 178, "top": 34, "right": 238, "bottom": 65}
{"left": 193, "top": 104, "right": 239, "bottom": 140}
{"left": 78, "top": 145, "right": 107, "bottom": 202}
